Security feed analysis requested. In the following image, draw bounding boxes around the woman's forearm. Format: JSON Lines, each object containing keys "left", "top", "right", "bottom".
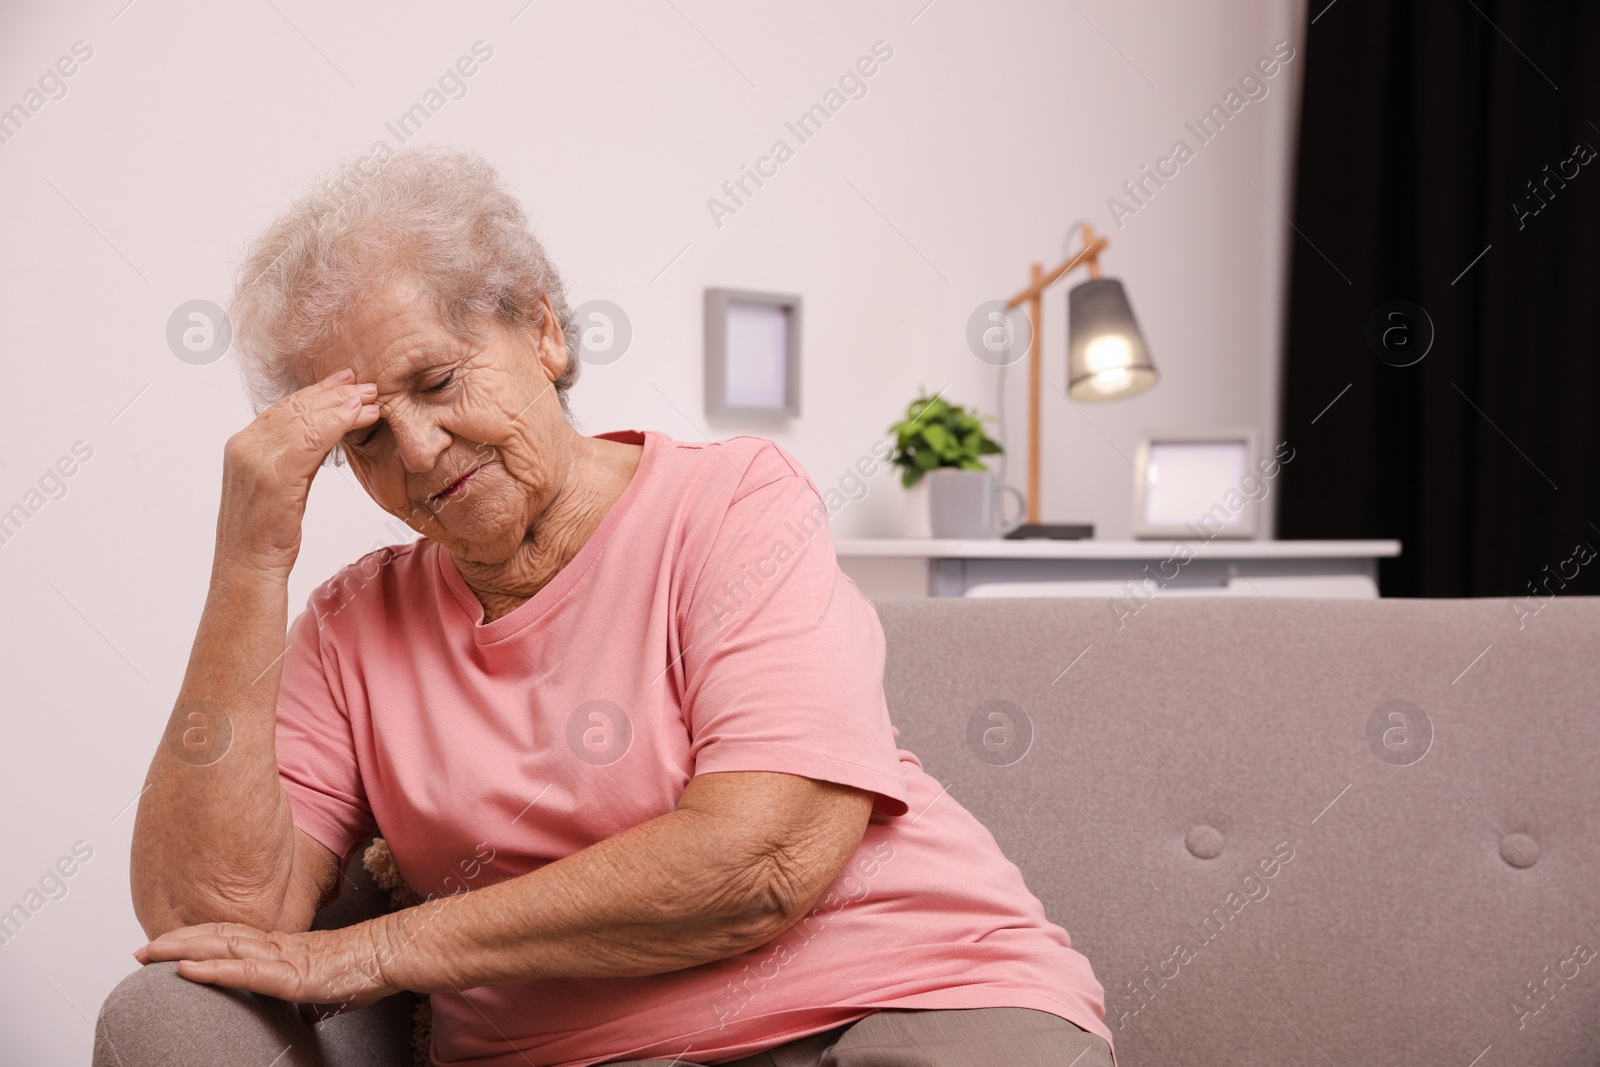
{"left": 129, "top": 559, "right": 302, "bottom": 936}
{"left": 370, "top": 776, "right": 870, "bottom": 994}
{"left": 374, "top": 809, "right": 779, "bottom": 992}
{"left": 131, "top": 370, "right": 377, "bottom": 938}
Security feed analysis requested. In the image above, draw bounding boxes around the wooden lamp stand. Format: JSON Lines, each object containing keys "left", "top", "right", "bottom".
{"left": 1002, "top": 224, "right": 1112, "bottom": 539}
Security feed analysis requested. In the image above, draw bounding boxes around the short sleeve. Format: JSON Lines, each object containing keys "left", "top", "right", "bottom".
{"left": 274, "top": 599, "right": 376, "bottom": 894}
{"left": 679, "top": 446, "right": 909, "bottom": 817}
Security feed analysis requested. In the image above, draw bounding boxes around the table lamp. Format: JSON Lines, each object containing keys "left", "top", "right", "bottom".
{"left": 1004, "top": 223, "right": 1157, "bottom": 538}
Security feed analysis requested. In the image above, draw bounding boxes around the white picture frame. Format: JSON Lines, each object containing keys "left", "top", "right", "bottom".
{"left": 704, "top": 288, "right": 802, "bottom": 417}
{"left": 1132, "top": 429, "right": 1261, "bottom": 540}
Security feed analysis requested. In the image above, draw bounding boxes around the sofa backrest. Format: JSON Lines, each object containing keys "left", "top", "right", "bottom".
{"left": 873, "top": 595, "right": 1600, "bottom": 1067}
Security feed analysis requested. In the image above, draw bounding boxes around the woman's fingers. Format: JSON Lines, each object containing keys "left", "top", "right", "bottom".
{"left": 140, "top": 922, "right": 310, "bottom": 1001}
{"left": 288, "top": 371, "right": 376, "bottom": 437}
{"left": 316, "top": 368, "right": 376, "bottom": 408}
{"left": 173, "top": 955, "right": 303, "bottom": 1002}
{"left": 138, "top": 921, "right": 282, "bottom": 964}
{"left": 144, "top": 933, "right": 277, "bottom": 962}
{"left": 314, "top": 373, "right": 381, "bottom": 445}
{"left": 134, "top": 921, "right": 391, "bottom": 1011}
{"left": 306, "top": 367, "right": 362, "bottom": 417}
{"left": 214, "top": 366, "right": 380, "bottom": 579}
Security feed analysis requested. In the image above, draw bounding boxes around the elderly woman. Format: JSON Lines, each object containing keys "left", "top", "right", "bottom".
{"left": 109, "top": 147, "right": 1114, "bottom": 1067}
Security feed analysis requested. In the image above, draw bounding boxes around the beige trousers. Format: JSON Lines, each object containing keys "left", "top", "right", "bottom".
{"left": 599, "top": 1007, "right": 1114, "bottom": 1067}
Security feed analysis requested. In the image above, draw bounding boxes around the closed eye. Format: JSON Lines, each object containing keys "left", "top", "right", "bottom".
{"left": 352, "top": 373, "right": 454, "bottom": 448}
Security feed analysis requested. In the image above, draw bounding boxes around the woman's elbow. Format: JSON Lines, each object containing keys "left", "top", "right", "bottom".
{"left": 131, "top": 862, "right": 288, "bottom": 939}
{"left": 133, "top": 888, "right": 284, "bottom": 940}
{"left": 715, "top": 843, "right": 844, "bottom": 949}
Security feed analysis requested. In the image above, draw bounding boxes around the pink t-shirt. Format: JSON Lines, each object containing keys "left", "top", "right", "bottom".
{"left": 275, "top": 429, "right": 1113, "bottom": 1067}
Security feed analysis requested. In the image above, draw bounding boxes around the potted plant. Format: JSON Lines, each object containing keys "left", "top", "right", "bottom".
{"left": 889, "top": 392, "right": 1021, "bottom": 538}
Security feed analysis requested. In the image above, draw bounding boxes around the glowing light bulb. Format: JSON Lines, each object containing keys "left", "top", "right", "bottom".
{"left": 1084, "top": 334, "right": 1134, "bottom": 373}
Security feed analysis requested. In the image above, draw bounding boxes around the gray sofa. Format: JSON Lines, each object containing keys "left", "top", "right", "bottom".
{"left": 97, "top": 595, "right": 1600, "bottom": 1065}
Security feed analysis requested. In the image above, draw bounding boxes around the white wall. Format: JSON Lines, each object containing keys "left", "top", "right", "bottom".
{"left": 0, "top": 1, "right": 1304, "bottom": 1060}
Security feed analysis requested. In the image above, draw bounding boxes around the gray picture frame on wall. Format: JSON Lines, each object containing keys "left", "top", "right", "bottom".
{"left": 704, "top": 288, "right": 802, "bottom": 418}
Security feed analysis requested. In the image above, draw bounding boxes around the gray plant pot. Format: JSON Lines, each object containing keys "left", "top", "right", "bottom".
{"left": 926, "top": 469, "right": 1024, "bottom": 539}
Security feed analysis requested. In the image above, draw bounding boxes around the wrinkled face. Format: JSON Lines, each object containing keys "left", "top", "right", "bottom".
{"left": 303, "top": 280, "right": 573, "bottom": 564}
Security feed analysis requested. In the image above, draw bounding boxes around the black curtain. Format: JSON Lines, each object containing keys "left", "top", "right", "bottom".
{"left": 1277, "top": 0, "right": 1600, "bottom": 596}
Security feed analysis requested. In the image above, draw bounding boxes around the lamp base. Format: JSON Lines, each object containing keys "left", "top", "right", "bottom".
{"left": 1004, "top": 523, "right": 1094, "bottom": 541}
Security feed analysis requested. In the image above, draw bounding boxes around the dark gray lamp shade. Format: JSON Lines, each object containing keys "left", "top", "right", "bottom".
{"left": 1066, "top": 278, "right": 1157, "bottom": 401}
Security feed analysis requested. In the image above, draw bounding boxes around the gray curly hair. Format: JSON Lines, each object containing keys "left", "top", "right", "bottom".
{"left": 228, "top": 146, "right": 580, "bottom": 466}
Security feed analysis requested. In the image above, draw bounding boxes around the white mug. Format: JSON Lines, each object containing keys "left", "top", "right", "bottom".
{"left": 927, "top": 469, "right": 1026, "bottom": 539}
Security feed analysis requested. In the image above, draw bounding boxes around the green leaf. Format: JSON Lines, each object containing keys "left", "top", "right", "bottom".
{"left": 911, "top": 397, "right": 948, "bottom": 425}
{"left": 887, "top": 393, "right": 1005, "bottom": 480}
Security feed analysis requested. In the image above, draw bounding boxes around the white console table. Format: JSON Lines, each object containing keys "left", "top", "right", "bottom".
{"left": 833, "top": 539, "right": 1402, "bottom": 599}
